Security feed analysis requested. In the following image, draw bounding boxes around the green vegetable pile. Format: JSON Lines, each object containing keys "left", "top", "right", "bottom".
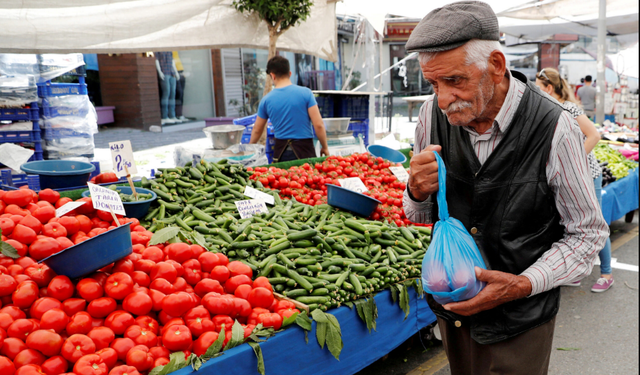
{"left": 106, "top": 185, "right": 154, "bottom": 202}
{"left": 594, "top": 143, "right": 639, "bottom": 179}
{"left": 141, "top": 159, "right": 429, "bottom": 314}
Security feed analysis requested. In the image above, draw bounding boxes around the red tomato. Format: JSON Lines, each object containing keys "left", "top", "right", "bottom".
{"left": 233, "top": 284, "right": 252, "bottom": 300}
{"left": 72, "top": 354, "right": 107, "bottom": 375}
{"left": 25, "top": 330, "right": 63, "bottom": 357}
{"left": 122, "top": 292, "right": 152, "bottom": 317}
{"left": 148, "top": 289, "right": 166, "bottom": 312}
{"left": 193, "top": 279, "right": 224, "bottom": 298}
{"left": 103, "top": 273, "right": 133, "bottom": 301}
{"left": 109, "top": 365, "right": 140, "bottom": 375}
{"left": 8, "top": 319, "right": 39, "bottom": 339}
{"left": 0, "top": 274, "right": 17, "bottom": 297}
{"left": 104, "top": 311, "right": 134, "bottom": 336}
{"left": 29, "top": 297, "right": 62, "bottom": 319}
{"left": 32, "top": 207, "right": 56, "bottom": 226}
{"left": 0, "top": 356, "right": 16, "bottom": 375}
{"left": 86, "top": 326, "right": 115, "bottom": 351}
{"left": 76, "top": 279, "right": 103, "bottom": 302}
{"left": 223, "top": 275, "right": 252, "bottom": 294}
{"left": 109, "top": 338, "right": 135, "bottom": 362}
{"left": 150, "top": 262, "right": 177, "bottom": 283}
{"left": 141, "top": 247, "right": 163, "bottom": 263}
{"left": 208, "top": 265, "right": 230, "bottom": 284}
{"left": 13, "top": 348, "right": 46, "bottom": 368}
{"left": 60, "top": 334, "right": 96, "bottom": 363}
{"left": 10, "top": 224, "right": 37, "bottom": 245}
{"left": 3, "top": 190, "right": 33, "bottom": 208}
{"left": 39, "top": 309, "right": 69, "bottom": 334}
{"left": 161, "top": 292, "right": 194, "bottom": 318}
{"left": 124, "top": 325, "right": 157, "bottom": 348}
{"left": 75, "top": 215, "right": 93, "bottom": 233}
{"left": 62, "top": 298, "right": 86, "bottom": 317}
{"left": 24, "top": 264, "right": 54, "bottom": 288}
{"left": 40, "top": 355, "right": 68, "bottom": 375}
{"left": 0, "top": 218, "right": 15, "bottom": 236}
{"left": 252, "top": 277, "right": 273, "bottom": 292}
{"left": 41, "top": 222, "right": 67, "bottom": 238}
{"left": 66, "top": 312, "right": 93, "bottom": 336}
{"left": 161, "top": 325, "right": 192, "bottom": 352}
{"left": 86, "top": 297, "right": 117, "bottom": 319}
{"left": 247, "top": 287, "right": 274, "bottom": 309}
{"left": 12, "top": 280, "right": 39, "bottom": 309}
{"left": 192, "top": 331, "right": 219, "bottom": 356}
{"left": 1, "top": 337, "right": 27, "bottom": 360}
{"left": 95, "top": 348, "right": 117, "bottom": 370}
{"left": 202, "top": 294, "right": 234, "bottom": 316}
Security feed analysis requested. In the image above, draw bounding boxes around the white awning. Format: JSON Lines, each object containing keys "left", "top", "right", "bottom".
{"left": 0, "top": 0, "right": 338, "bottom": 62}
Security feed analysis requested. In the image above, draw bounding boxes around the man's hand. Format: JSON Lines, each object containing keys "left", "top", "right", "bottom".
{"left": 158, "top": 71, "right": 165, "bottom": 81}
{"left": 320, "top": 147, "right": 330, "bottom": 157}
{"left": 408, "top": 145, "right": 442, "bottom": 201}
{"left": 442, "top": 267, "right": 533, "bottom": 316}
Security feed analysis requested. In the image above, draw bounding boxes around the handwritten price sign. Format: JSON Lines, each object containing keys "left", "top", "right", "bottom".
{"left": 338, "top": 177, "right": 368, "bottom": 194}
{"left": 109, "top": 140, "right": 137, "bottom": 178}
{"left": 87, "top": 183, "right": 126, "bottom": 215}
{"left": 235, "top": 199, "right": 269, "bottom": 219}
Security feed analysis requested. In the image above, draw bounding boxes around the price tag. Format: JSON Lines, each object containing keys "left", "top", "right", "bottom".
{"left": 109, "top": 140, "right": 137, "bottom": 178}
{"left": 389, "top": 166, "right": 409, "bottom": 183}
{"left": 235, "top": 199, "right": 269, "bottom": 219}
{"left": 55, "top": 201, "right": 86, "bottom": 217}
{"left": 87, "top": 183, "right": 126, "bottom": 215}
{"left": 338, "top": 177, "right": 368, "bottom": 193}
{"left": 243, "top": 186, "right": 275, "bottom": 205}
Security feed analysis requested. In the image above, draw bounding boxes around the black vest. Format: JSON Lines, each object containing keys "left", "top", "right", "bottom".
{"left": 427, "top": 71, "right": 566, "bottom": 344}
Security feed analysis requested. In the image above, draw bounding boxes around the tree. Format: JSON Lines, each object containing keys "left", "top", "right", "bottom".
{"left": 232, "top": 0, "right": 314, "bottom": 97}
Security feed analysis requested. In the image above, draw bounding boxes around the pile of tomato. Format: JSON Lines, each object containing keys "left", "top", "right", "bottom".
{"left": 249, "top": 153, "right": 414, "bottom": 227}
{"left": 0, "top": 188, "right": 298, "bottom": 375}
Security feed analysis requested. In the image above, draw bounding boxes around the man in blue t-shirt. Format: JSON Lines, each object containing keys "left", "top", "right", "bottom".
{"left": 250, "top": 56, "right": 330, "bottom": 162}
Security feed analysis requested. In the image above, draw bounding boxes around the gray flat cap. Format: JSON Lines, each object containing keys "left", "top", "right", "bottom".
{"left": 406, "top": 1, "right": 499, "bottom": 53}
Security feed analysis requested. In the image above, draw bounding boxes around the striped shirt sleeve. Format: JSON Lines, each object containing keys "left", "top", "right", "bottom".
{"left": 520, "top": 111, "right": 609, "bottom": 296}
{"left": 403, "top": 96, "right": 435, "bottom": 224}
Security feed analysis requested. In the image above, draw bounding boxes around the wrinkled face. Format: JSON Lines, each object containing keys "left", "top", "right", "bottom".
{"left": 421, "top": 46, "right": 495, "bottom": 126}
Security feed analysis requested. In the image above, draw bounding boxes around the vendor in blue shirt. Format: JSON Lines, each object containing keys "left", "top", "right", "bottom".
{"left": 250, "top": 56, "right": 330, "bottom": 162}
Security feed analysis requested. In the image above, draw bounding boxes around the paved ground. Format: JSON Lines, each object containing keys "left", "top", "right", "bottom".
{"left": 94, "top": 124, "right": 206, "bottom": 152}
{"left": 357, "top": 213, "right": 639, "bottom": 375}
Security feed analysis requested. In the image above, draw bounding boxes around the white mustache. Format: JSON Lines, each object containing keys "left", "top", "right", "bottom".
{"left": 442, "top": 100, "right": 472, "bottom": 114}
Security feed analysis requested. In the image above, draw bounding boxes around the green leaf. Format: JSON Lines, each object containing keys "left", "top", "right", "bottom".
{"left": 0, "top": 242, "right": 20, "bottom": 259}
{"left": 185, "top": 353, "right": 197, "bottom": 366}
{"left": 390, "top": 284, "right": 398, "bottom": 303}
{"left": 192, "top": 357, "right": 203, "bottom": 371}
{"left": 148, "top": 366, "right": 164, "bottom": 375}
{"left": 295, "top": 310, "right": 312, "bottom": 331}
{"left": 153, "top": 351, "right": 188, "bottom": 375}
{"left": 304, "top": 330, "right": 309, "bottom": 344}
{"left": 149, "top": 226, "right": 181, "bottom": 245}
{"left": 354, "top": 300, "right": 366, "bottom": 324}
{"left": 363, "top": 298, "right": 376, "bottom": 332}
{"left": 556, "top": 347, "right": 581, "bottom": 351}
{"left": 325, "top": 322, "right": 343, "bottom": 361}
{"left": 398, "top": 284, "right": 410, "bottom": 320}
{"left": 344, "top": 301, "right": 354, "bottom": 309}
{"left": 202, "top": 326, "right": 225, "bottom": 359}
{"left": 282, "top": 311, "right": 299, "bottom": 327}
{"left": 316, "top": 321, "right": 327, "bottom": 349}
{"left": 191, "top": 231, "right": 208, "bottom": 248}
{"left": 223, "top": 320, "right": 245, "bottom": 351}
{"left": 178, "top": 230, "right": 191, "bottom": 243}
{"left": 413, "top": 279, "right": 424, "bottom": 299}
{"left": 248, "top": 342, "right": 266, "bottom": 375}
{"left": 325, "top": 312, "right": 342, "bottom": 337}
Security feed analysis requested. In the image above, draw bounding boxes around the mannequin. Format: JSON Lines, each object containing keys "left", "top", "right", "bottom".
{"left": 173, "top": 51, "right": 187, "bottom": 121}
{"left": 155, "top": 52, "right": 181, "bottom": 125}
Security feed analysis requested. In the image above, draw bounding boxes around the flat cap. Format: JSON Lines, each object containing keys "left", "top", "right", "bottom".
{"left": 406, "top": 1, "right": 499, "bottom": 53}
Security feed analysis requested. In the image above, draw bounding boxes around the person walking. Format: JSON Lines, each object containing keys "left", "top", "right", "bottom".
{"left": 577, "top": 75, "right": 597, "bottom": 120}
{"left": 250, "top": 56, "right": 330, "bottom": 162}
{"left": 536, "top": 68, "right": 613, "bottom": 292}
{"left": 403, "top": 2, "right": 608, "bottom": 374}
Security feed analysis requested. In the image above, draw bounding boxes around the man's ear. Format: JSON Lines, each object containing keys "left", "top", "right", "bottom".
{"left": 488, "top": 50, "right": 507, "bottom": 84}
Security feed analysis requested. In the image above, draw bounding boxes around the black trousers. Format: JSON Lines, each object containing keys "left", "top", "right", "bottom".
{"left": 438, "top": 316, "right": 556, "bottom": 375}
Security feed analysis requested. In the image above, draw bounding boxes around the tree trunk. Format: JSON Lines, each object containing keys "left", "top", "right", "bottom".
{"left": 259, "top": 23, "right": 281, "bottom": 144}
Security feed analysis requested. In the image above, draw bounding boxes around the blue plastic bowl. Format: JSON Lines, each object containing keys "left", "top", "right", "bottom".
{"left": 326, "top": 184, "right": 381, "bottom": 217}
{"left": 367, "top": 145, "right": 407, "bottom": 164}
{"left": 83, "top": 186, "right": 157, "bottom": 219}
{"left": 39, "top": 223, "right": 132, "bottom": 279}
{"left": 21, "top": 160, "right": 95, "bottom": 189}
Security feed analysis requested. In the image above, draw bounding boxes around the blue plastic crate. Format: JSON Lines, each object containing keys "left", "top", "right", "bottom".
{"left": 338, "top": 96, "right": 369, "bottom": 120}
{"left": 233, "top": 114, "right": 258, "bottom": 126}
{"left": 40, "top": 103, "right": 90, "bottom": 119}
{"left": 242, "top": 124, "right": 254, "bottom": 136}
{"left": 266, "top": 151, "right": 273, "bottom": 164}
{"left": 42, "top": 127, "right": 93, "bottom": 140}
{"left": 240, "top": 134, "right": 251, "bottom": 144}
{"left": 37, "top": 77, "right": 88, "bottom": 98}
{"left": 0, "top": 130, "right": 41, "bottom": 144}
{"left": 266, "top": 134, "right": 276, "bottom": 153}
{"left": 348, "top": 119, "right": 369, "bottom": 133}
{"left": 0, "top": 103, "right": 39, "bottom": 122}
{"left": 316, "top": 96, "right": 334, "bottom": 118}
{"left": 353, "top": 131, "right": 369, "bottom": 147}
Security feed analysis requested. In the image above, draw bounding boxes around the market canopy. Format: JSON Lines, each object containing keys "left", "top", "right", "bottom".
{"left": 0, "top": 0, "right": 338, "bottom": 62}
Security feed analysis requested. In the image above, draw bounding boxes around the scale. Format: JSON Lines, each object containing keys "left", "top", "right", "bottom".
{"left": 314, "top": 131, "right": 366, "bottom": 156}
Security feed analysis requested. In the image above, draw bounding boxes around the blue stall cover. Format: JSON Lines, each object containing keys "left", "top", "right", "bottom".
{"left": 601, "top": 167, "right": 639, "bottom": 225}
{"left": 175, "top": 287, "right": 436, "bottom": 375}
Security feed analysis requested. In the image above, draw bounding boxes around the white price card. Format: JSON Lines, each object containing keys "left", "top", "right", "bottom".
{"left": 87, "top": 183, "right": 126, "bottom": 215}
{"left": 109, "top": 140, "right": 137, "bottom": 178}
{"left": 55, "top": 201, "right": 86, "bottom": 218}
{"left": 389, "top": 166, "right": 409, "bottom": 183}
{"left": 243, "top": 186, "right": 275, "bottom": 205}
{"left": 338, "top": 177, "right": 368, "bottom": 194}
{"left": 235, "top": 199, "right": 269, "bottom": 219}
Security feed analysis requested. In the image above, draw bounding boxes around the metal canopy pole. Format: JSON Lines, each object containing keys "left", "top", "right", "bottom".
{"left": 596, "top": 0, "right": 606, "bottom": 124}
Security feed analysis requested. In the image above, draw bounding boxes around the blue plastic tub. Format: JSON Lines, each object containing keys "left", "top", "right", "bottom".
{"left": 83, "top": 186, "right": 157, "bottom": 219}
{"left": 367, "top": 145, "right": 407, "bottom": 164}
{"left": 39, "top": 223, "right": 132, "bottom": 279}
{"left": 326, "top": 184, "right": 381, "bottom": 217}
{"left": 21, "top": 160, "right": 95, "bottom": 189}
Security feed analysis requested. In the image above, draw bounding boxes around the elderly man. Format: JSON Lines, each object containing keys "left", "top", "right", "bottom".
{"left": 403, "top": 2, "right": 608, "bottom": 374}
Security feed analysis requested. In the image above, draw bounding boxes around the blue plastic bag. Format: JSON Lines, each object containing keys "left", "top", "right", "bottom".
{"left": 421, "top": 152, "right": 487, "bottom": 305}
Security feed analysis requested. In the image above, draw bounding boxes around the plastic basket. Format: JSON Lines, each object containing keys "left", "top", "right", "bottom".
{"left": 316, "top": 96, "right": 335, "bottom": 118}
{"left": 82, "top": 186, "right": 157, "bottom": 219}
{"left": 0, "top": 103, "right": 39, "bottom": 121}
{"left": 39, "top": 223, "right": 133, "bottom": 279}
{"left": 42, "top": 128, "right": 93, "bottom": 140}
{"left": 240, "top": 134, "right": 251, "bottom": 144}
{"left": 37, "top": 78, "right": 88, "bottom": 98}
{"left": 339, "top": 96, "right": 368, "bottom": 120}
{"left": 326, "top": 184, "right": 380, "bottom": 217}
{"left": 40, "top": 104, "right": 90, "bottom": 119}
{"left": 367, "top": 144, "right": 406, "bottom": 164}
{"left": 233, "top": 114, "right": 258, "bottom": 126}
{"left": 348, "top": 119, "right": 369, "bottom": 133}
{"left": 21, "top": 160, "right": 95, "bottom": 189}
{"left": 266, "top": 151, "right": 273, "bottom": 164}
{"left": 0, "top": 129, "right": 41, "bottom": 143}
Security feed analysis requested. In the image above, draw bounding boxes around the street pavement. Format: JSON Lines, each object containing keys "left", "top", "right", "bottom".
{"left": 94, "top": 124, "right": 206, "bottom": 151}
{"left": 356, "top": 213, "right": 639, "bottom": 375}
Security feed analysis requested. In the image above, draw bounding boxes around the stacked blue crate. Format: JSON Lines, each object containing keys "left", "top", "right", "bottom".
{"left": 234, "top": 114, "right": 275, "bottom": 164}
{"left": 348, "top": 119, "right": 369, "bottom": 147}
{"left": 0, "top": 102, "right": 44, "bottom": 163}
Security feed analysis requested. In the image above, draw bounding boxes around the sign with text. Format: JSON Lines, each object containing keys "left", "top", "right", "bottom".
{"left": 55, "top": 201, "right": 86, "bottom": 218}
{"left": 235, "top": 199, "right": 269, "bottom": 219}
{"left": 243, "top": 186, "right": 275, "bottom": 205}
{"left": 87, "top": 183, "right": 126, "bottom": 215}
{"left": 389, "top": 166, "right": 409, "bottom": 183}
{"left": 109, "top": 140, "right": 137, "bottom": 178}
{"left": 338, "top": 177, "right": 368, "bottom": 194}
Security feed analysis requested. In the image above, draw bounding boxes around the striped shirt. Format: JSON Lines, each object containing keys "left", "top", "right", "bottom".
{"left": 403, "top": 71, "right": 609, "bottom": 297}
